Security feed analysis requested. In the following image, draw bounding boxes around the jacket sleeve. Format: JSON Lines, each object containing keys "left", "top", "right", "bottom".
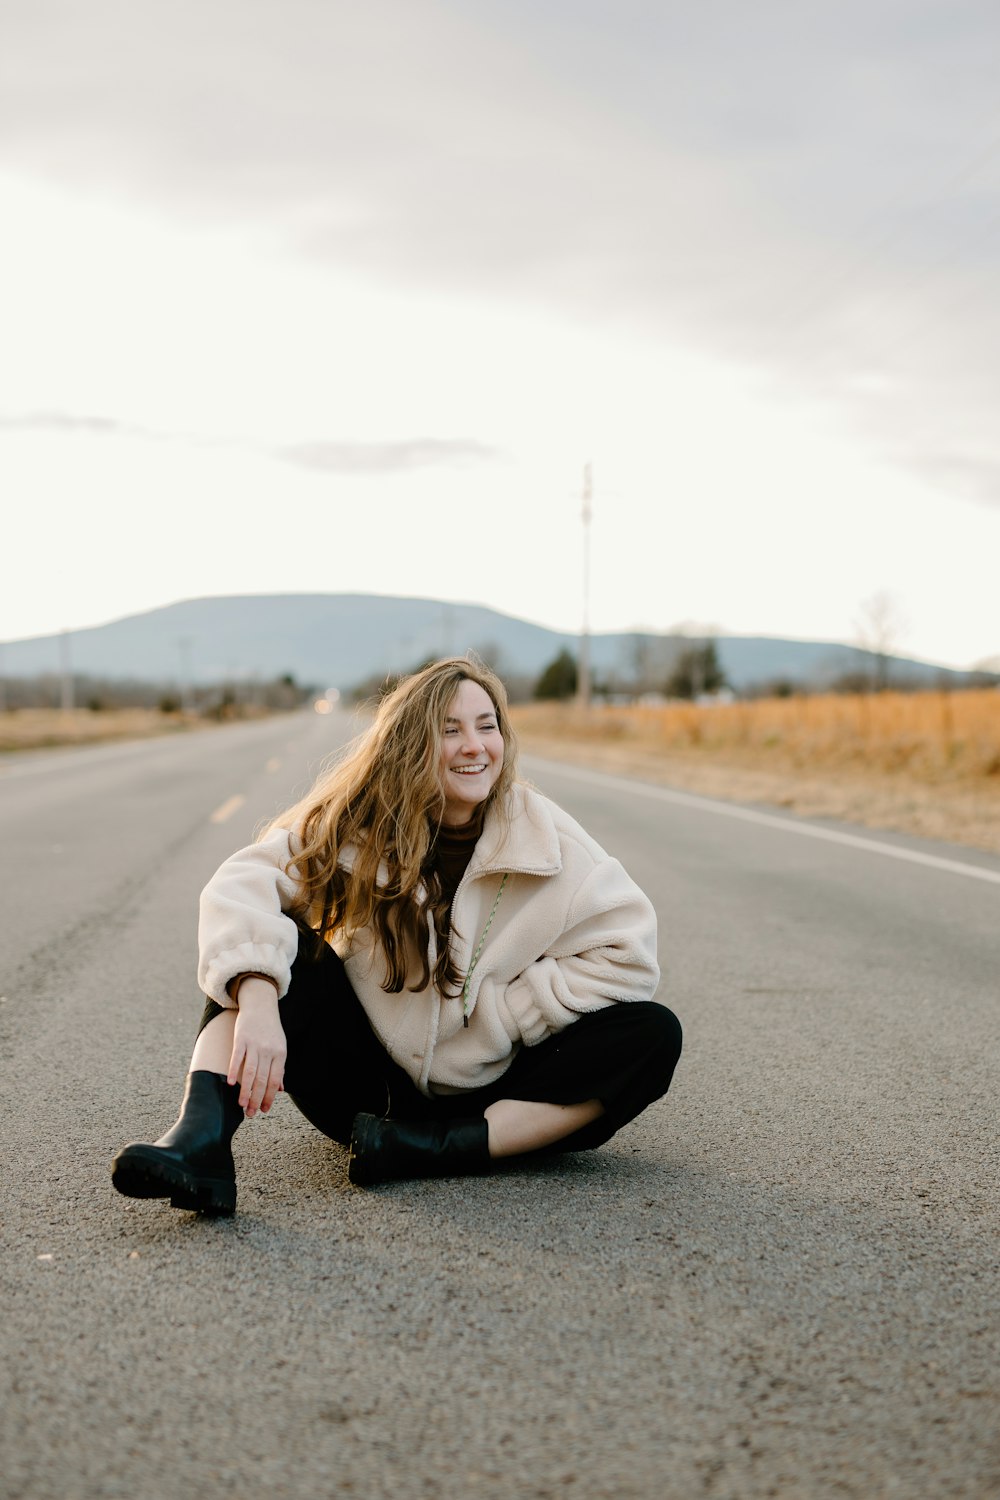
{"left": 197, "top": 827, "right": 304, "bottom": 1005}
{"left": 497, "top": 859, "right": 660, "bottom": 1046}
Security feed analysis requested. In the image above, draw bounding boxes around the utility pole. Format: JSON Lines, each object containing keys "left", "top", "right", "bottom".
{"left": 578, "top": 462, "right": 593, "bottom": 709}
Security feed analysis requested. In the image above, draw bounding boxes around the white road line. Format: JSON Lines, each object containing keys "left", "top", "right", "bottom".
{"left": 526, "top": 757, "right": 1000, "bottom": 887}
{"left": 209, "top": 793, "right": 246, "bottom": 824}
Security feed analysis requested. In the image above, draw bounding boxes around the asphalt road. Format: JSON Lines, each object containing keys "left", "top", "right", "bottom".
{"left": 1, "top": 708, "right": 997, "bottom": 1500}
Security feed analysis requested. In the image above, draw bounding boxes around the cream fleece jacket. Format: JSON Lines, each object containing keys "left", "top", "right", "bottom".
{"left": 197, "top": 782, "right": 660, "bottom": 1095}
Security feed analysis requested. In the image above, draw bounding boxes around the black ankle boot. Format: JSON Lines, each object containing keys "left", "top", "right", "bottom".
{"left": 111, "top": 1071, "right": 244, "bottom": 1215}
{"left": 348, "top": 1113, "right": 491, "bottom": 1187}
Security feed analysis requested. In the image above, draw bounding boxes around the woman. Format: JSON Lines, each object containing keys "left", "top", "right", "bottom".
{"left": 112, "top": 657, "right": 682, "bottom": 1214}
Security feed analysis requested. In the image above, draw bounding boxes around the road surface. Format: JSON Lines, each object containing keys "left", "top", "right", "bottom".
{"left": 1, "top": 707, "right": 997, "bottom": 1499}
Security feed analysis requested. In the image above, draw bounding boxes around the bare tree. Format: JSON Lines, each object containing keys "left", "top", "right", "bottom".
{"left": 855, "top": 591, "right": 907, "bottom": 691}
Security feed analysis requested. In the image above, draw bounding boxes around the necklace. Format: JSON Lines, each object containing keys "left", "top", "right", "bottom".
{"left": 460, "top": 873, "right": 509, "bottom": 1027}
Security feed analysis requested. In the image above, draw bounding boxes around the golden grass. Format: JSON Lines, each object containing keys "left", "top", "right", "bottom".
{"left": 7, "top": 694, "right": 1000, "bottom": 853}
{"left": 511, "top": 691, "right": 1000, "bottom": 854}
{"left": 0, "top": 708, "right": 198, "bottom": 753}
{"left": 514, "top": 690, "right": 1000, "bottom": 780}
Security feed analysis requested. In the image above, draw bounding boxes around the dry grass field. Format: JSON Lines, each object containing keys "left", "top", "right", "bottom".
{"left": 6, "top": 694, "right": 1000, "bottom": 854}
{"left": 0, "top": 708, "right": 199, "bottom": 753}
{"left": 511, "top": 690, "right": 1000, "bottom": 854}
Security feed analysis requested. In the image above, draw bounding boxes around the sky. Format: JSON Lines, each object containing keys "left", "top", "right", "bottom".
{"left": 3, "top": 0, "right": 1000, "bottom": 669}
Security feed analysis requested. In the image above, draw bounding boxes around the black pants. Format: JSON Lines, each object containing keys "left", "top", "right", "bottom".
{"left": 199, "top": 932, "right": 682, "bottom": 1153}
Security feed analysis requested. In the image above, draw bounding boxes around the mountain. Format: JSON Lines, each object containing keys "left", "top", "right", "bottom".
{"left": 2, "top": 593, "right": 989, "bottom": 694}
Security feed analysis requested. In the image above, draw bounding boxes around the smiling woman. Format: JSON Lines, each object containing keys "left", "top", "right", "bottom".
{"left": 439, "top": 679, "right": 505, "bottom": 824}
{"left": 111, "top": 655, "right": 682, "bottom": 1213}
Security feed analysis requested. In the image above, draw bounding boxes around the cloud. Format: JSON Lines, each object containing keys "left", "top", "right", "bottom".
{"left": 274, "top": 439, "right": 501, "bottom": 474}
{"left": 0, "top": 410, "right": 499, "bottom": 475}
{"left": 3, "top": 1, "right": 1000, "bottom": 502}
{"left": 0, "top": 411, "right": 149, "bottom": 436}
{"left": 904, "top": 451, "right": 1000, "bottom": 507}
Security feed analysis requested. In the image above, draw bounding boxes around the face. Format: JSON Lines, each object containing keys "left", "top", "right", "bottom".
{"left": 437, "top": 679, "right": 505, "bottom": 826}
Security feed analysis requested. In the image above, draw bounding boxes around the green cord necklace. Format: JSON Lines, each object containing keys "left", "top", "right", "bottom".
{"left": 460, "top": 873, "right": 509, "bottom": 1027}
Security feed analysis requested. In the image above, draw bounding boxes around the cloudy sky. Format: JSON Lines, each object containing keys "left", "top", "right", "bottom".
{"left": 3, "top": 0, "right": 1000, "bottom": 667}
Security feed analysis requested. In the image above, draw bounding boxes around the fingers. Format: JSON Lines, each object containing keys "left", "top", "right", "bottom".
{"left": 240, "top": 1052, "right": 267, "bottom": 1116}
{"left": 260, "top": 1063, "right": 284, "bottom": 1115}
{"left": 231, "top": 1012, "right": 287, "bottom": 1117}
{"left": 238, "top": 1053, "right": 259, "bottom": 1113}
{"left": 237, "top": 1049, "right": 286, "bottom": 1117}
{"left": 227, "top": 1038, "right": 246, "bottom": 1090}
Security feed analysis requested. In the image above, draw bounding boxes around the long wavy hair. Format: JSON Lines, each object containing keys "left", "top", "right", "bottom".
{"left": 263, "top": 656, "right": 520, "bottom": 995}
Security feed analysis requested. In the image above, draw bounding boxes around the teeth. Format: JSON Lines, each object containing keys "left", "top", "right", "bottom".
{"left": 453, "top": 765, "right": 486, "bottom": 774}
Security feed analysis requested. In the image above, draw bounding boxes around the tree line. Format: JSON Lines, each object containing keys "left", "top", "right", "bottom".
{"left": 533, "top": 642, "right": 727, "bottom": 701}
{"left": 0, "top": 672, "right": 313, "bottom": 716}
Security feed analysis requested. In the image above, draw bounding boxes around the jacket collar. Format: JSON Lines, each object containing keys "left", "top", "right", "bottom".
{"left": 465, "top": 783, "right": 562, "bottom": 879}
{"left": 333, "top": 785, "right": 562, "bottom": 882}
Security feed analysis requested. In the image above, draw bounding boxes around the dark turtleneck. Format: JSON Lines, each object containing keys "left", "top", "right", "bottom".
{"left": 432, "top": 817, "right": 482, "bottom": 909}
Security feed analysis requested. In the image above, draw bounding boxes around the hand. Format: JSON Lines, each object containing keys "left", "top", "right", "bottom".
{"left": 228, "top": 978, "right": 287, "bottom": 1118}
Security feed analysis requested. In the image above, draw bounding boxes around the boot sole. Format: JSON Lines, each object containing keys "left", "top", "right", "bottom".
{"left": 111, "top": 1145, "right": 236, "bottom": 1216}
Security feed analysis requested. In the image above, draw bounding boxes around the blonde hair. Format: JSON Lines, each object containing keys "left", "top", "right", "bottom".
{"left": 264, "top": 655, "right": 520, "bottom": 994}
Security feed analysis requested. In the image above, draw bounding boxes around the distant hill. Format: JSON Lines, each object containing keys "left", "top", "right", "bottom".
{"left": 2, "top": 593, "right": 990, "bottom": 694}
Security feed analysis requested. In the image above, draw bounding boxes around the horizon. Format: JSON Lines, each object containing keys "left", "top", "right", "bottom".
{"left": 0, "top": 588, "right": 984, "bottom": 675}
